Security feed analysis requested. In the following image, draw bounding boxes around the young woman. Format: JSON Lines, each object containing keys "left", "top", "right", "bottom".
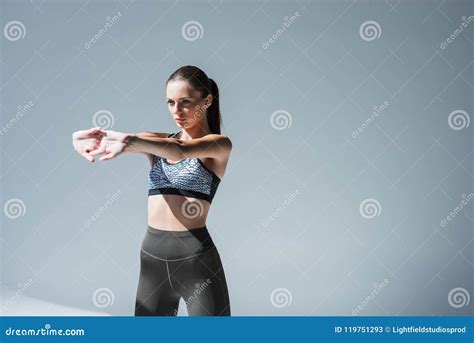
{"left": 72, "top": 66, "right": 232, "bottom": 316}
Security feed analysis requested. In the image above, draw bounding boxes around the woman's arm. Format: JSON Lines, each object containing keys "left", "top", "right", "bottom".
{"left": 126, "top": 133, "right": 233, "bottom": 161}
{"left": 126, "top": 132, "right": 170, "bottom": 165}
{"left": 92, "top": 130, "right": 232, "bottom": 162}
{"left": 88, "top": 130, "right": 169, "bottom": 162}
{"left": 124, "top": 135, "right": 182, "bottom": 160}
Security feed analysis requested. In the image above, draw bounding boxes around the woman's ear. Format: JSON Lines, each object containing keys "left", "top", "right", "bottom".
{"left": 205, "top": 94, "right": 213, "bottom": 108}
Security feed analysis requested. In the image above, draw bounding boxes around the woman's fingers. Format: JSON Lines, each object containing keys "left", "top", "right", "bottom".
{"left": 73, "top": 127, "right": 105, "bottom": 140}
{"left": 88, "top": 129, "right": 106, "bottom": 139}
{"left": 82, "top": 127, "right": 107, "bottom": 140}
{"left": 71, "top": 128, "right": 121, "bottom": 162}
{"left": 81, "top": 151, "right": 95, "bottom": 162}
{"left": 99, "top": 152, "right": 116, "bottom": 161}
{"left": 89, "top": 145, "right": 107, "bottom": 156}
{"left": 72, "top": 129, "right": 107, "bottom": 162}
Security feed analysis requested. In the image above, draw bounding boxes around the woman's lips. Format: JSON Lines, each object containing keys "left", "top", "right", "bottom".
{"left": 175, "top": 118, "right": 186, "bottom": 123}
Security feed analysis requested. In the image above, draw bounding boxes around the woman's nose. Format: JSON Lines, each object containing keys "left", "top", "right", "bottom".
{"left": 172, "top": 104, "right": 181, "bottom": 113}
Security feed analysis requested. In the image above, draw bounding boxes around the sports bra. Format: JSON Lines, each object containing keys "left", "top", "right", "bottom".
{"left": 147, "top": 131, "right": 221, "bottom": 203}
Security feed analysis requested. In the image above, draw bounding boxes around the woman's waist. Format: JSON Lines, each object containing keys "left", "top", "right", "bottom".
{"left": 141, "top": 224, "right": 216, "bottom": 261}
{"left": 148, "top": 197, "right": 210, "bottom": 224}
{"left": 147, "top": 213, "right": 209, "bottom": 230}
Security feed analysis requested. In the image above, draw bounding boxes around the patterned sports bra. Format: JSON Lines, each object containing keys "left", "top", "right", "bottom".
{"left": 148, "top": 131, "right": 221, "bottom": 203}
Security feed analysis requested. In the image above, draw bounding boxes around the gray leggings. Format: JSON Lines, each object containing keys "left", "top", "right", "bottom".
{"left": 134, "top": 225, "right": 231, "bottom": 316}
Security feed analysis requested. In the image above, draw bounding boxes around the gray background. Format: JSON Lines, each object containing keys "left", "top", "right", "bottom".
{"left": 1, "top": 0, "right": 473, "bottom": 316}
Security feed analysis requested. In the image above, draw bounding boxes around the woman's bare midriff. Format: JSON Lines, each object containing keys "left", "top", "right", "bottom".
{"left": 147, "top": 155, "right": 227, "bottom": 231}
{"left": 148, "top": 195, "right": 211, "bottom": 231}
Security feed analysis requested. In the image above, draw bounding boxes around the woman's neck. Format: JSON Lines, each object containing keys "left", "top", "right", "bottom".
{"left": 179, "top": 124, "right": 211, "bottom": 140}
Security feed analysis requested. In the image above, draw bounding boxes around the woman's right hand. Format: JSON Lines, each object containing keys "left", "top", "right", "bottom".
{"left": 72, "top": 127, "right": 107, "bottom": 162}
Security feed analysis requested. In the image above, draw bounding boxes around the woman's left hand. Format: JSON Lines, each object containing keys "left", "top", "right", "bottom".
{"left": 90, "top": 130, "right": 133, "bottom": 161}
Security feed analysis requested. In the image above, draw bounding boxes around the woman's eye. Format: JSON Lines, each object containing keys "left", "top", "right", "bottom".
{"left": 182, "top": 100, "right": 190, "bottom": 104}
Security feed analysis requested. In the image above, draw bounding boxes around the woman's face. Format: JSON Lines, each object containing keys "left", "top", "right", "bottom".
{"left": 166, "top": 80, "right": 211, "bottom": 130}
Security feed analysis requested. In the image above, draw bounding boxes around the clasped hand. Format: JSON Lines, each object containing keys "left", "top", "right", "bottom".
{"left": 72, "top": 127, "right": 131, "bottom": 162}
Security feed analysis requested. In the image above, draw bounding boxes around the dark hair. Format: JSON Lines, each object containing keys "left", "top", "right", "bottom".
{"left": 167, "top": 65, "right": 221, "bottom": 134}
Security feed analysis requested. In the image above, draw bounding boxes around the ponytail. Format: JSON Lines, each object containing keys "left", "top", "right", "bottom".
{"left": 207, "top": 78, "right": 221, "bottom": 135}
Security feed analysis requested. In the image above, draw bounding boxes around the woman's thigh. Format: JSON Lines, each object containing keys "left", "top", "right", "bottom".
{"left": 135, "top": 251, "right": 181, "bottom": 316}
{"left": 168, "top": 248, "right": 231, "bottom": 316}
